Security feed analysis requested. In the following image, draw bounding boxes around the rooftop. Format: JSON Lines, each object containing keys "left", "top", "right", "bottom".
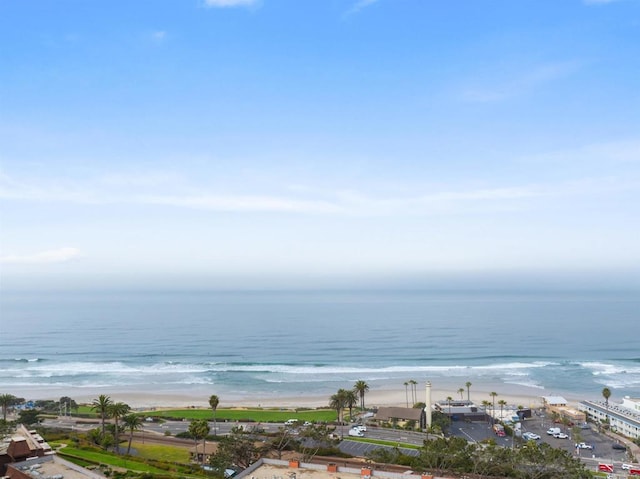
{"left": 7, "top": 455, "right": 105, "bottom": 479}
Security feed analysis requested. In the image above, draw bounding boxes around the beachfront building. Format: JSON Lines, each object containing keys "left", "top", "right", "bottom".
{"left": 432, "top": 399, "right": 486, "bottom": 422}
{"left": 235, "top": 458, "right": 429, "bottom": 479}
{"left": 5, "top": 455, "right": 105, "bottom": 479}
{"left": 374, "top": 407, "right": 426, "bottom": 430}
{"left": 540, "top": 395, "right": 585, "bottom": 425}
{"left": 579, "top": 396, "right": 640, "bottom": 440}
{"left": 0, "top": 425, "right": 52, "bottom": 475}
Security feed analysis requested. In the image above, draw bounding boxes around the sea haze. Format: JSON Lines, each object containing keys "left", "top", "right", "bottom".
{"left": 1, "top": 290, "right": 638, "bottom": 402}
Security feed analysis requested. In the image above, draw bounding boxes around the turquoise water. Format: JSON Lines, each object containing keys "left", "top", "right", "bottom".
{"left": 1, "top": 290, "right": 638, "bottom": 401}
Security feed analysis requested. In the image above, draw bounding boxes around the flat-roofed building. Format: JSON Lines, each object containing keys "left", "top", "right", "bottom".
{"left": 5, "top": 454, "right": 105, "bottom": 479}
{"left": 579, "top": 397, "right": 640, "bottom": 439}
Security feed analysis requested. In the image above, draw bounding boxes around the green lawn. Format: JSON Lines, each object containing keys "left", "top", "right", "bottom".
{"left": 145, "top": 408, "right": 337, "bottom": 423}
{"left": 129, "top": 441, "right": 191, "bottom": 463}
{"left": 58, "top": 446, "right": 171, "bottom": 474}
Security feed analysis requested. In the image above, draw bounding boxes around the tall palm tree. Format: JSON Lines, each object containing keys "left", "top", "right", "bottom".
{"left": 345, "top": 389, "right": 358, "bottom": 421}
{"left": 498, "top": 399, "right": 507, "bottom": 421}
{"left": 208, "top": 394, "right": 219, "bottom": 435}
{"left": 189, "top": 419, "right": 210, "bottom": 465}
{"left": 91, "top": 394, "right": 112, "bottom": 436}
{"left": 489, "top": 392, "right": 498, "bottom": 424}
{"left": 465, "top": 382, "right": 472, "bottom": 401}
{"left": 602, "top": 387, "right": 612, "bottom": 428}
{"left": 108, "top": 402, "right": 131, "bottom": 454}
{"left": 403, "top": 382, "right": 409, "bottom": 408}
{"left": 457, "top": 388, "right": 465, "bottom": 400}
{"left": 0, "top": 394, "right": 17, "bottom": 422}
{"left": 446, "top": 396, "right": 453, "bottom": 425}
{"left": 353, "top": 380, "right": 369, "bottom": 410}
{"left": 409, "top": 379, "right": 418, "bottom": 405}
{"left": 329, "top": 389, "right": 348, "bottom": 439}
{"left": 122, "top": 413, "right": 143, "bottom": 455}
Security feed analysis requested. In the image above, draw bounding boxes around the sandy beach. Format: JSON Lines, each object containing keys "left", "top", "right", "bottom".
{"left": 8, "top": 379, "right": 588, "bottom": 411}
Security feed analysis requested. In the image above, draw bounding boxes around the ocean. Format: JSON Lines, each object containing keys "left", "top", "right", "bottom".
{"left": 1, "top": 289, "right": 638, "bottom": 405}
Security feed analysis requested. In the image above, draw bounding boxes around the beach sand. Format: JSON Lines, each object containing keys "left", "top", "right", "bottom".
{"left": 9, "top": 379, "right": 586, "bottom": 411}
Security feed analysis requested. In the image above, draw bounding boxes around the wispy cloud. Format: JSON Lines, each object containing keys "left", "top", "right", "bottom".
{"left": 203, "top": 0, "right": 260, "bottom": 7}
{"left": 0, "top": 247, "right": 82, "bottom": 265}
{"left": 344, "top": 0, "right": 380, "bottom": 17}
{"left": 461, "top": 61, "right": 582, "bottom": 103}
{"left": 151, "top": 31, "right": 167, "bottom": 43}
{"left": 583, "top": 0, "right": 621, "bottom": 5}
{"left": 2, "top": 165, "right": 635, "bottom": 217}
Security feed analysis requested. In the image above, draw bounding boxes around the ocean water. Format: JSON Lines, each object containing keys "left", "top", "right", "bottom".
{"left": 0, "top": 289, "right": 638, "bottom": 403}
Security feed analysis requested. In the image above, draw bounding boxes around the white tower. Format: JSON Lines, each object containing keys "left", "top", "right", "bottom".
{"left": 425, "top": 381, "right": 432, "bottom": 428}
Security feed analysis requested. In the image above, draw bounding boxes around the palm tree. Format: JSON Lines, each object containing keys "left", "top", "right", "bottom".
{"left": 481, "top": 400, "right": 491, "bottom": 424}
{"left": 329, "top": 389, "right": 348, "bottom": 439}
{"left": 344, "top": 389, "right": 358, "bottom": 422}
{"left": 189, "top": 419, "right": 210, "bottom": 465}
{"left": 602, "top": 387, "right": 612, "bottom": 428}
{"left": 108, "top": 402, "right": 131, "bottom": 454}
{"left": 498, "top": 399, "right": 507, "bottom": 421}
{"left": 489, "top": 392, "right": 498, "bottom": 424}
{"left": 122, "top": 414, "right": 143, "bottom": 455}
{"left": 457, "top": 388, "right": 465, "bottom": 400}
{"left": 446, "top": 396, "right": 453, "bottom": 426}
{"left": 353, "top": 380, "right": 369, "bottom": 410}
{"left": 0, "top": 394, "right": 17, "bottom": 422}
{"left": 403, "top": 382, "right": 409, "bottom": 408}
{"left": 91, "top": 394, "right": 112, "bottom": 436}
{"left": 465, "top": 381, "right": 472, "bottom": 401}
{"left": 409, "top": 379, "right": 418, "bottom": 405}
{"left": 208, "top": 394, "right": 219, "bottom": 435}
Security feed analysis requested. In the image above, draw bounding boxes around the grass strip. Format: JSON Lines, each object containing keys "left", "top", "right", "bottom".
{"left": 144, "top": 408, "right": 337, "bottom": 423}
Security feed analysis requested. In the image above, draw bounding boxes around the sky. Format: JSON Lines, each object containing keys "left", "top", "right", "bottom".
{"left": 1, "top": 0, "right": 639, "bottom": 290}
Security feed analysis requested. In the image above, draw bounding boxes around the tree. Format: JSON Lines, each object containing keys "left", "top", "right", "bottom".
{"left": 353, "top": 380, "right": 369, "bottom": 410}
{"left": 0, "top": 394, "right": 18, "bottom": 421}
{"left": 108, "top": 402, "right": 131, "bottom": 454}
{"left": 209, "top": 394, "right": 220, "bottom": 435}
{"left": 446, "top": 396, "right": 453, "bottom": 426}
{"left": 465, "top": 381, "right": 472, "bottom": 401}
{"left": 404, "top": 382, "right": 409, "bottom": 408}
{"left": 457, "top": 388, "right": 465, "bottom": 400}
{"left": 122, "top": 414, "right": 143, "bottom": 455}
{"left": 91, "top": 394, "right": 112, "bottom": 437}
{"left": 498, "top": 399, "right": 507, "bottom": 421}
{"left": 210, "top": 427, "right": 262, "bottom": 471}
{"left": 59, "top": 396, "right": 78, "bottom": 415}
{"left": 602, "top": 387, "right": 611, "bottom": 426}
{"left": 344, "top": 389, "right": 358, "bottom": 422}
{"left": 329, "top": 389, "right": 348, "bottom": 439}
{"left": 489, "top": 392, "right": 498, "bottom": 424}
{"left": 189, "top": 419, "right": 211, "bottom": 465}
{"left": 409, "top": 379, "right": 418, "bottom": 405}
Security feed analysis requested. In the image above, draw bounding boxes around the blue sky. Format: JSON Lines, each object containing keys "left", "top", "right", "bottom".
{"left": 1, "top": 0, "right": 639, "bottom": 290}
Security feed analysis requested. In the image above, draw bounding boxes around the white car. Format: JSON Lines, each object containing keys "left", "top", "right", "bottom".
{"left": 348, "top": 428, "right": 364, "bottom": 437}
{"left": 352, "top": 424, "right": 367, "bottom": 432}
{"left": 553, "top": 432, "right": 569, "bottom": 439}
{"left": 621, "top": 464, "right": 635, "bottom": 471}
{"left": 284, "top": 419, "right": 298, "bottom": 426}
{"left": 522, "top": 432, "right": 541, "bottom": 440}
{"left": 575, "top": 442, "right": 593, "bottom": 450}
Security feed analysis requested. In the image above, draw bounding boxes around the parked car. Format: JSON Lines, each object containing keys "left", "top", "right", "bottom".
{"left": 284, "top": 419, "right": 299, "bottom": 426}
{"left": 522, "top": 432, "right": 541, "bottom": 440}
{"left": 546, "top": 427, "right": 561, "bottom": 435}
{"left": 348, "top": 428, "right": 364, "bottom": 437}
{"left": 553, "top": 432, "right": 569, "bottom": 439}
{"left": 575, "top": 442, "right": 593, "bottom": 450}
{"left": 622, "top": 464, "right": 635, "bottom": 471}
{"left": 612, "top": 442, "right": 627, "bottom": 450}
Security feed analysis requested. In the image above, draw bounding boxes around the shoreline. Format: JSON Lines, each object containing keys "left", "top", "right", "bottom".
{"left": 7, "top": 380, "right": 591, "bottom": 411}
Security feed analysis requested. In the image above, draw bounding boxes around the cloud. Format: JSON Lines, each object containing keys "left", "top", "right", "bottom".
{"left": 460, "top": 61, "right": 582, "bottom": 103}
{"left": 203, "top": 0, "right": 259, "bottom": 7}
{"left": 583, "top": 0, "right": 621, "bottom": 4}
{"left": 344, "top": 0, "right": 380, "bottom": 17}
{"left": 151, "top": 31, "right": 167, "bottom": 43}
{"left": 0, "top": 247, "right": 82, "bottom": 265}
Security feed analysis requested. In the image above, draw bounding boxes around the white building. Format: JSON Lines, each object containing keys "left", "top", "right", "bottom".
{"left": 579, "top": 396, "right": 640, "bottom": 440}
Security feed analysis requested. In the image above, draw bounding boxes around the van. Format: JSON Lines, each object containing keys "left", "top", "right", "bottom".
{"left": 348, "top": 428, "right": 364, "bottom": 437}
{"left": 546, "top": 427, "right": 561, "bottom": 435}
